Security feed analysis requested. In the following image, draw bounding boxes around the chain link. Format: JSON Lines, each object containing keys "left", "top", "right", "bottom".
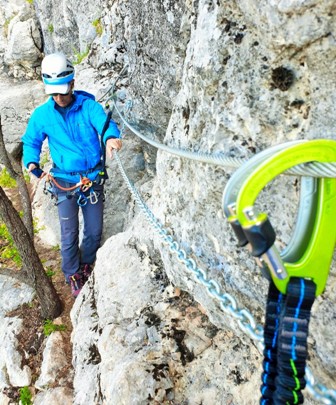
{"left": 115, "top": 153, "right": 262, "bottom": 342}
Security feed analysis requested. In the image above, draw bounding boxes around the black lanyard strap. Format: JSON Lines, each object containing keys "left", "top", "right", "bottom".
{"left": 261, "top": 277, "right": 316, "bottom": 405}
{"left": 261, "top": 281, "right": 283, "bottom": 404}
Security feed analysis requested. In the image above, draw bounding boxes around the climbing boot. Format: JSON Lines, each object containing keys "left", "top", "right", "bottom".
{"left": 69, "top": 272, "right": 83, "bottom": 298}
{"left": 81, "top": 263, "right": 92, "bottom": 283}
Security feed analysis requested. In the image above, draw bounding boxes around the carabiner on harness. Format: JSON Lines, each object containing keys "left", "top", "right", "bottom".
{"left": 80, "top": 178, "right": 93, "bottom": 192}
{"left": 77, "top": 191, "right": 88, "bottom": 206}
{"left": 88, "top": 189, "right": 99, "bottom": 205}
{"left": 43, "top": 177, "right": 58, "bottom": 205}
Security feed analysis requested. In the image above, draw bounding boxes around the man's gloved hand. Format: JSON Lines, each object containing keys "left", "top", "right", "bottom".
{"left": 28, "top": 163, "right": 44, "bottom": 178}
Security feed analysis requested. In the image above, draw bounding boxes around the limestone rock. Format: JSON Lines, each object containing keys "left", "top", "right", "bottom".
{"left": 34, "top": 386, "right": 73, "bottom": 405}
{"left": 0, "top": 392, "right": 10, "bottom": 405}
{"left": 0, "top": 276, "right": 34, "bottom": 389}
{"left": 0, "top": 74, "right": 46, "bottom": 152}
{"left": 4, "top": 18, "right": 42, "bottom": 78}
{"left": 0, "top": 275, "right": 34, "bottom": 316}
{"left": 70, "top": 222, "right": 263, "bottom": 404}
{"left": 2, "top": 0, "right": 42, "bottom": 78}
{"left": 35, "top": 332, "right": 69, "bottom": 390}
{"left": 0, "top": 0, "right": 335, "bottom": 403}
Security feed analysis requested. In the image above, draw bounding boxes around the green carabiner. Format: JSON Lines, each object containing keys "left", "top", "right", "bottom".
{"left": 235, "top": 139, "right": 336, "bottom": 296}
{"left": 223, "top": 140, "right": 310, "bottom": 254}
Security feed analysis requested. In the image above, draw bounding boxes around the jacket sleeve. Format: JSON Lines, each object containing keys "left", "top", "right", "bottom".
{"left": 88, "top": 100, "right": 121, "bottom": 144}
{"left": 21, "top": 110, "right": 47, "bottom": 168}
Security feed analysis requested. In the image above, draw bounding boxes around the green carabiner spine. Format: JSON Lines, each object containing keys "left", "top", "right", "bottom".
{"left": 235, "top": 140, "right": 336, "bottom": 296}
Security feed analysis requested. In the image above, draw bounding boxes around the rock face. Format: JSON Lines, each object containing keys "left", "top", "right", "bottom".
{"left": 0, "top": 275, "right": 34, "bottom": 389}
{"left": 0, "top": 0, "right": 42, "bottom": 79}
{"left": 0, "top": 0, "right": 336, "bottom": 404}
{"left": 71, "top": 223, "right": 262, "bottom": 404}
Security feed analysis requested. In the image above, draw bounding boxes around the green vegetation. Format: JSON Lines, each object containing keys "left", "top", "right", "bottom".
{"left": 0, "top": 168, "right": 16, "bottom": 188}
{"left": 33, "top": 217, "right": 46, "bottom": 235}
{"left": 23, "top": 169, "right": 30, "bottom": 183}
{"left": 26, "top": 0, "right": 34, "bottom": 4}
{"left": 0, "top": 169, "right": 31, "bottom": 266}
{"left": 0, "top": 222, "right": 21, "bottom": 266}
{"left": 92, "top": 18, "right": 103, "bottom": 36}
{"left": 73, "top": 47, "right": 90, "bottom": 65}
{"left": 45, "top": 267, "right": 56, "bottom": 278}
{"left": 19, "top": 386, "right": 32, "bottom": 405}
{"left": 48, "top": 23, "right": 54, "bottom": 34}
{"left": 0, "top": 166, "right": 31, "bottom": 185}
{"left": 43, "top": 319, "right": 66, "bottom": 336}
{"left": 4, "top": 18, "right": 11, "bottom": 36}
{"left": 40, "top": 152, "right": 50, "bottom": 168}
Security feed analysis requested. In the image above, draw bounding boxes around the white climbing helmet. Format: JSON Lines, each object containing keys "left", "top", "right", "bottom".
{"left": 41, "top": 52, "right": 75, "bottom": 95}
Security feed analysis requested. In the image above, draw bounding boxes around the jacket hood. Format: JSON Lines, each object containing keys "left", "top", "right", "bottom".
{"left": 73, "top": 90, "right": 96, "bottom": 101}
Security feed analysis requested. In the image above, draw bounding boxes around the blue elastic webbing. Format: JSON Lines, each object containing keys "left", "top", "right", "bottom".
{"left": 261, "top": 277, "right": 316, "bottom": 405}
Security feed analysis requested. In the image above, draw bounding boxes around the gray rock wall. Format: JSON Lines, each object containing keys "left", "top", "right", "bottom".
{"left": 151, "top": 0, "right": 336, "bottom": 397}
{"left": 0, "top": 0, "right": 335, "bottom": 403}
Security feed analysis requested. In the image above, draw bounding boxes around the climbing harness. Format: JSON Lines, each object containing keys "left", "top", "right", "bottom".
{"left": 48, "top": 174, "right": 92, "bottom": 192}
{"left": 223, "top": 140, "right": 336, "bottom": 404}
{"left": 42, "top": 173, "right": 100, "bottom": 206}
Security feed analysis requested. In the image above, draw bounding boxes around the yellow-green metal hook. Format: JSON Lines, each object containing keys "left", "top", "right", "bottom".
{"left": 235, "top": 140, "right": 336, "bottom": 296}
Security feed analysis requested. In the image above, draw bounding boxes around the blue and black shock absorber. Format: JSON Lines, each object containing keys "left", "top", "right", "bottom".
{"left": 260, "top": 281, "right": 283, "bottom": 404}
{"left": 273, "top": 278, "right": 316, "bottom": 405}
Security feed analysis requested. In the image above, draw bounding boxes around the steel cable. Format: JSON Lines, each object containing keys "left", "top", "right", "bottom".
{"left": 105, "top": 64, "right": 336, "bottom": 178}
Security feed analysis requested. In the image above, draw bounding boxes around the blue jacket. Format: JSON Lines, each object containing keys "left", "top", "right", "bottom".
{"left": 22, "top": 90, "right": 120, "bottom": 183}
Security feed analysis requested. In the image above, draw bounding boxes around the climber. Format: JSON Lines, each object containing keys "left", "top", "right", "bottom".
{"left": 22, "top": 52, "right": 122, "bottom": 298}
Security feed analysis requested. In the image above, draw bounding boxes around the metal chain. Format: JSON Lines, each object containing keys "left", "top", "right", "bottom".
{"left": 114, "top": 151, "right": 336, "bottom": 404}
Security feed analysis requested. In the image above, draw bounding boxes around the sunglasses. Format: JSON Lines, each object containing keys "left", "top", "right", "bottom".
{"left": 50, "top": 92, "right": 71, "bottom": 97}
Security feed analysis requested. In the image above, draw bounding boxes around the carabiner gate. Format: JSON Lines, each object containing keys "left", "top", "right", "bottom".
{"left": 88, "top": 189, "right": 99, "bottom": 205}
{"left": 77, "top": 191, "right": 88, "bottom": 206}
{"left": 225, "top": 140, "right": 336, "bottom": 296}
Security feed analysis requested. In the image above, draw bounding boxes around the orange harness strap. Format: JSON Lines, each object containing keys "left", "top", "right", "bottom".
{"left": 46, "top": 173, "right": 92, "bottom": 192}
